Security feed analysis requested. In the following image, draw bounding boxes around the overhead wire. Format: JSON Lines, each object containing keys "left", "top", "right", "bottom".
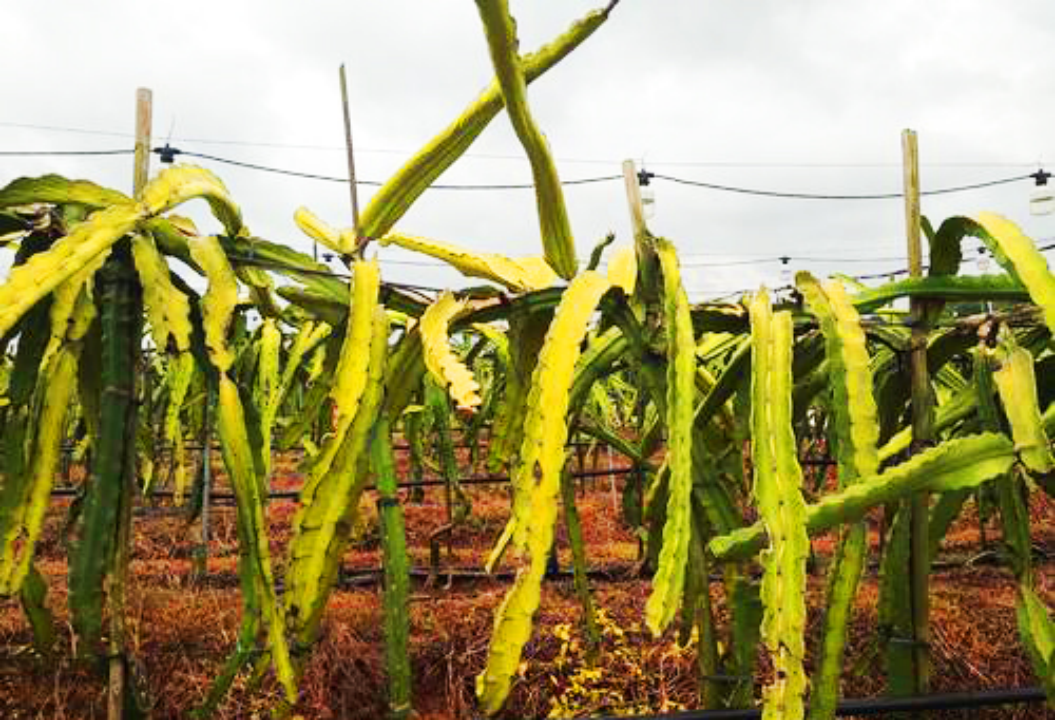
{"left": 166, "top": 148, "right": 1034, "bottom": 197}
{"left": 167, "top": 148, "right": 623, "bottom": 189}
{"left": 0, "top": 121, "right": 132, "bottom": 139}
{"left": 2, "top": 119, "right": 1043, "bottom": 168}
{"left": 3, "top": 140, "right": 1051, "bottom": 295}
{"left": 693, "top": 239, "right": 1055, "bottom": 299}
{"left": 0, "top": 148, "right": 134, "bottom": 157}
{"left": 651, "top": 171, "right": 1033, "bottom": 200}
{"left": 0, "top": 143, "right": 1037, "bottom": 198}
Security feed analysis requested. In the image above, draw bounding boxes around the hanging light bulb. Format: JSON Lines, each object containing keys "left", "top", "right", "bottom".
{"left": 976, "top": 247, "right": 991, "bottom": 274}
{"left": 779, "top": 256, "right": 792, "bottom": 287}
{"left": 637, "top": 169, "right": 656, "bottom": 219}
{"left": 1030, "top": 169, "right": 1054, "bottom": 216}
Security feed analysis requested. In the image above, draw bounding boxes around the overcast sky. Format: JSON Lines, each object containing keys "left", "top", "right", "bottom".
{"left": 3, "top": 0, "right": 1055, "bottom": 299}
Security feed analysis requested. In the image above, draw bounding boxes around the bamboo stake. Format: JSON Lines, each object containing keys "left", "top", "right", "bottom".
{"left": 902, "top": 128, "right": 933, "bottom": 698}
{"left": 340, "top": 64, "right": 361, "bottom": 234}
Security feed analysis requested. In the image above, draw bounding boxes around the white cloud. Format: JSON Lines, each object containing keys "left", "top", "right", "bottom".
{"left": 2, "top": 0, "right": 1054, "bottom": 296}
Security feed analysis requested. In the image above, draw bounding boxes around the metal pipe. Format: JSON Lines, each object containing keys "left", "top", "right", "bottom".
{"left": 49, "top": 466, "right": 640, "bottom": 501}
{"left": 589, "top": 687, "right": 1047, "bottom": 720}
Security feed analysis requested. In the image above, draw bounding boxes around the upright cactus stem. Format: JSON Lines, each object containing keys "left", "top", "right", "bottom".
{"left": 69, "top": 241, "right": 140, "bottom": 657}
{"left": 474, "top": 0, "right": 578, "bottom": 279}
{"left": 372, "top": 417, "right": 413, "bottom": 720}
{"left": 749, "top": 290, "right": 809, "bottom": 720}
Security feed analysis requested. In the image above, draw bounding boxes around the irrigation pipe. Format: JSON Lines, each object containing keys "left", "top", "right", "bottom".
{"left": 589, "top": 686, "right": 1048, "bottom": 719}
{"left": 48, "top": 466, "right": 641, "bottom": 501}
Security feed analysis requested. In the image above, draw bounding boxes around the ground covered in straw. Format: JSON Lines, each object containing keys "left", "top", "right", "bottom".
{"left": 0, "top": 450, "right": 1052, "bottom": 719}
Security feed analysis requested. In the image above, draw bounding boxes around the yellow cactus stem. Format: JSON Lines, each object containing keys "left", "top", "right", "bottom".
{"left": 644, "top": 239, "right": 696, "bottom": 635}
{"left": 476, "top": 271, "right": 611, "bottom": 715}
{"left": 286, "top": 305, "right": 390, "bottom": 647}
{"left": 0, "top": 274, "right": 94, "bottom": 595}
{"left": 968, "top": 213, "right": 1055, "bottom": 335}
{"left": 484, "top": 308, "right": 552, "bottom": 524}
{"left": 0, "top": 203, "right": 139, "bottom": 338}
{"left": 380, "top": 231, "right": 558, "bottom": 292}
{"left": 214, "top": 374, "right": 298, "bottom": 702}
{"left": 188, "top": 236, "right": 240, "bottom": 373}
{"left": 0, "top": 174, "right": 131, "bottom": 209}
{"left": 420, "top": 292, "right": 482, "bottom": 412}
{"left": 194, "top": 233, "right": 298, "bottom": 703}
{"left": 140, "top": 164, "right": 244, "bottom": 237}
{"left": 311, "top": 259, "right": 381, "bottom": 480}
{"left": 749, "top": 289, "right": 809, "bottom": 720}
{"left": 131, "top": 232, "right": 193, "bottom": 352}
{"left": 709, "top": 432, "right": 1016, "bottom": 562}
{"left": 294, "top": 206, "right": 353, "bottom": 256}
{"left": 272, "top": 320, "right": 332, "bottom": 421}
{"left": 257, "top": 319, "right": 282, "bottom": 405}
{"left": 606, "top": 244, "right": 638, "bottom": 295}
{"left": 0, "top": 166, "right": 245, "bottom": 340}
{"left": 356, "top": 3, "right": 616, "bottom": 242}
{"left": 38, "top": 251, "right": 108, "bottom": 370}
{"left": 1015, "top": 583, "right": 1055, "bottom": 703}
{"left": 991, "top": 343, "right": 1055, "bottom": 474}
{"left": 255, "top": 319, "right": 283, "bottom": 479}
{"left": 796, "top": 273, "right": 879, "bottom": 481}
{"left": 0, "top": 349, "right": 78, "bottom": 594}
{"left": 164, "top": 351, "right": 196, "bottom": 504}
{"left": 474, "top": 0, "right": 578, "bottom": 279}
{"left": 796, "top": 273, "right": 880, "bottom": 720}
{"left": 470, "top": 322, "right": 511, "bottom": 368}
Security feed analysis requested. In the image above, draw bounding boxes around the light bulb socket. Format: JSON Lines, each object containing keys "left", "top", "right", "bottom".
{"left": 155, "top": 144, "right": 181, "bottom": 164}
{"left": 1030, "top": 169, "right": 1055, "bottom": 216}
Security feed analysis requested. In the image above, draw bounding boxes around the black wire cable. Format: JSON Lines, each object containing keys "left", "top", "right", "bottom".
{"left": 0, "top": 143, "right": 1034, "bottom": 198}
{"left": 0, "top": 148, "right": 134, "bottom": 157}
{"left": 652, "top": 172, "right": 1032, "bottom": 200}
{"left": 680, "top": 257, "right": 782, "bottom": 268}
{"left": 174, "top": 149, "right": 382, "bottom": 185}
{"left": 842, "top": 239, "right": 1055, "bottom": 282}
{"left": 696, "top": 239, "right": 1055, "bottom": 298}
{"left": 2, "top": 119, "right": 1045, "bottom": 170}
{"left": 173, "top": 147, "right": 1031, "bottom": 196}
{"left": 213, "top": 237, "right": 1055, "bottom": 297}
{"left": 228, "top": 254, "right": 448, "bottom": 294}
{"left": 168, "top": 148, "right": 621, "bottom": 189}
{"left": 0, "top": 121, "right": 132, "bottom": 139}
{"left": 3, "top": 144, "right": 1050, "bottom": 291}
{"left": 176, "top": 148, "right": 1030, "bottom": 196}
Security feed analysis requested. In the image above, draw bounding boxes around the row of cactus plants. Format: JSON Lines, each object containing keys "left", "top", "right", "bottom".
{"left": 1, "top": 1, "right": 1053, "bottom": 717}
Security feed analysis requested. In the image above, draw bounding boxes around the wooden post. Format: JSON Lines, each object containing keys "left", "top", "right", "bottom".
{"left": 133, "top": 89, "right": 152, "bottom": 198}
{"left": 902, "top": 128, "right": 932, "bottom": 697}
{"left": 623, "top": 158, "right": 662, "bottom": 334}
{"left": 340, "top": 64, "right": 361, "bottom": 232}
{"left": 622, "top": 159, "right": 647, "bottom": 242}
{"left": 107, "top": 86, "right": 151, "bottom": 720}
{"left": 193, "top": 383, "right": 214, "bottom": 581}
